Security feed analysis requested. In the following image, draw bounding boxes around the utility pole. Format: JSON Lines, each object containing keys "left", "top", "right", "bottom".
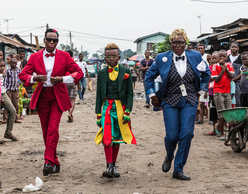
{"left": 69, "top": 31, "right": 73, "bottom": 50}
{"left": 46, "top": 23, "right": 49, "bottom": 30}
{"left": 197, "top": 15, "right": 203, "bottom": 35}
{"left": 4, "top": 18, "right": 14, "bottom": 35}
{"left": 0, "top": 13, "right": 2, "bottom": 33}
{"left": 30, "top": 33, "right": 32, "bottom": 47}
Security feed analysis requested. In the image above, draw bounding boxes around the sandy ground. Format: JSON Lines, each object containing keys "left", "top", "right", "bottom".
{"left": 1, "top": 79, "right": 248, "bottom": 194}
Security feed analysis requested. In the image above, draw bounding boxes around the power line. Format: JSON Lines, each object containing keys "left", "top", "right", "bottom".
{"left": 51, "top": 26, "right": 134, "bottom": 42}
{"left": 1, "top": 26, "right": 41, "bottom": 29}
{"left": 14, "top": 26, "right": 45, "bottom": 34}
{"left": 191, "top": 0, "right": 248, "bottom": 3}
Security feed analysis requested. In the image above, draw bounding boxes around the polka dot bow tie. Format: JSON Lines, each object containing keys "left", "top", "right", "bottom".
{"left": 176, "top": 56, "right": 185, "bottom": 61}
{"left": 45, "top": 53, "right": 55, "bottom": 58}
{"left": 108, "top": 67, "right": 118, "bottom": 72}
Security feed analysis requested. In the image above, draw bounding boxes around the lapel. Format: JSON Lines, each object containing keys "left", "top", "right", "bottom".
{"left": 162, "top": 51, "right": 173, "bottom": 79}
{"left": 51, "top": 49, "right": 61, "bottom": 76}
{"left": 37, "top": 49, "right": 46, "bottom": 74}
{"left": 101, "top": 67, "right": 108, "bottom": 97}
{"left": 185, "top": 50, "right": 201, "bottom": 87}
{"left": 185, "top": 50, "right": 197, "bottom": 72}
{"left": 118, "top": 65, "right": 125, "bottom": 92}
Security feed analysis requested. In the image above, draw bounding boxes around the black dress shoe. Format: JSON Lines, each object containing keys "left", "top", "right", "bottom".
{"left": 102, "top": 163, "right": 114, "bottom": 178}
{"left": 112, "top": 163, "right": 120, "bottom": 177}
{"left": 172, "top": 172, "right": 190, "bottom": 181}
{"left": 43, "top": 163, "right": 53, "bottom": 176}
{"left": 53, "top": 165, "right": 60, "bottom": 173}
{"left": 162, "top": 157, "right": 173, "bottom": 173}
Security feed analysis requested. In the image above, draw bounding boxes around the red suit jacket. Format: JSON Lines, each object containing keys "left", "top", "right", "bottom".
{"left": 19, "top": 49, "right": 84, "bottom": 112}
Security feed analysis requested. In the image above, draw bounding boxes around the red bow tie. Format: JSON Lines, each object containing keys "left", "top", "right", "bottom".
{"left": 45, "top": 53, "right": 55, "bottom": 58}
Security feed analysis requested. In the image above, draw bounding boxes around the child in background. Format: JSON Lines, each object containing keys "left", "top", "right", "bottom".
{"left": 4, "top": 58, "right": 22, "bottom": 123}
{"left": 18, "top": 84, "right": 31, "bottom": 119}
{"left": 3, "top": 54, "right": 13, "bottom": 74}
{"left": 130, "top": 63, "right": 138, "bottom": 89}
{"left": 206, "top": 51, "right": 219, "bottom": 136}
{"left": 13, "top": 54, "right": 23, "bottom": 70}
{"left": 231, "top": 81, "right": 236, "bottom": 108}
{"left": 239, "top": 51, "right": 248, "bottom": 106}
{"left": 212, "top": 50, "right": 234, "bottom": 140}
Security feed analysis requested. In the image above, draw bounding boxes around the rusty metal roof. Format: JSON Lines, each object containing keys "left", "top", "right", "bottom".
{"left": 0, "top": 34, "right": 31, "bottom": 49}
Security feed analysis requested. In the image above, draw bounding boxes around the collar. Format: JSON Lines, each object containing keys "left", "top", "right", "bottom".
{"left": 108, "top": 64, "right": 119, "bottom": 70}
{"left": 44, "top": 49, "right": 56, "bottom": 55}
{"left": 173, "top": 51, "right": 186, "bottom": 62}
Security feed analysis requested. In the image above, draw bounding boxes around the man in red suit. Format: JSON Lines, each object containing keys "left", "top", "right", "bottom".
{"left": 19, "top": 29, "right": 84, "bottom": 176}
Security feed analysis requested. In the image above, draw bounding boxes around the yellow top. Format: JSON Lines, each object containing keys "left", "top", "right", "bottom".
{"left": 108, "top": 64, "right": 119, "bottom": 81}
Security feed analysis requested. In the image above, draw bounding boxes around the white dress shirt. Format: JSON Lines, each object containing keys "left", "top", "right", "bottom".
{"left": 173, "top": 51, "right": 187, "bottom": 78}
{"left": 30, "top": 49, "right": 74, "bottom": 87}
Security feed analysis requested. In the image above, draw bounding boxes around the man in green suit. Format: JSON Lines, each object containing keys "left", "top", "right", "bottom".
{"left": 95, "top": 43, "right": 137, "bottom": 178}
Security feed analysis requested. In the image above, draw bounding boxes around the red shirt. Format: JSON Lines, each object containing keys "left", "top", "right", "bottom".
{"left": 212, "top": 62, "right": 234, "bottom": 93}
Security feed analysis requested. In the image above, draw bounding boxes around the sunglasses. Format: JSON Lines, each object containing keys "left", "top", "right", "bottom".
{"left": 171, "top": 41, "right": 186, "bottom": 46}
{"left": 45, "top": 38, "right": 59, "bottom": 43}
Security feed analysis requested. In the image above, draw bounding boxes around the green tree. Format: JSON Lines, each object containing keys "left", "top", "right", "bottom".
{"left": 59, "top": 44, "right": 70, "bottom": 51}
{"left": 92, "top": 53, "right": 100, "bottom": 59}
{"left": 121, "top": 49, "right": 136, "bottom": 60}
{"left": 82, "top": 51, "right": 89, "bottom": 59}
{"left": 152, "top": 35, "right": 171, "bottom": 53}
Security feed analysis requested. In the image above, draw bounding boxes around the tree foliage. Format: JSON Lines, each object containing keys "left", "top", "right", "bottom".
{"left": 152, "top": 35, "right": 171, "bottom": 53}
{"left": 121, "top": 49, "right": 136, "bottom": 60}
{"left": 92, "top": 48, "right": 136, "bottom": 60}
{"left": 59, "top": 44, "right": 87, "bottom": 58}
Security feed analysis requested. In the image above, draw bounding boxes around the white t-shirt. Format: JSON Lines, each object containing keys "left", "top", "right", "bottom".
{"left": 229, "top": 55, "right": 239, "bottom": 64}
{"left": 17, "top": 61, "right": 22, "bottom": 69}
{"left": 202, "top": 53, "right": 209, "bottom": 66}
{"left": 77, "top": 61, "right": 87, "bottom": 77}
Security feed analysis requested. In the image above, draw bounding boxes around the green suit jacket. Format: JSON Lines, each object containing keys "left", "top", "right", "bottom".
{"left": 95, "top": 65, "right": 134, "bottom": 114}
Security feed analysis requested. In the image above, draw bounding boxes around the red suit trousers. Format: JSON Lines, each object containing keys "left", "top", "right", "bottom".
{"left": 36, "top": 87, "right": 63, "bottom": 166}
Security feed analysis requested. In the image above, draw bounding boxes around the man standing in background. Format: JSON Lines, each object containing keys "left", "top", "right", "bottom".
{"left": 77, "top": 53, "right": 91, "bottom": 102}
{"left": 140, "top": 50, "right": 154, "bottom": 108}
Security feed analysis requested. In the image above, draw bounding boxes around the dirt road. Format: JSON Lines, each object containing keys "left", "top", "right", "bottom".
{"left": 1, "top": 80, "right": 248, "bottom": 194}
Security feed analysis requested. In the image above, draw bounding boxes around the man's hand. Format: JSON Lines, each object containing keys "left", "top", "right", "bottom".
{"left": 122, "top": 118, "right": 129, "bottom": 125}
{"left": 51, "top": 76, "right": 63, "bottom": 85}
{"left": 151, "top": 96, "right": 161, "bottom": 108}
{"left": 33, "top": 75, "right": 47, "bottom": 84}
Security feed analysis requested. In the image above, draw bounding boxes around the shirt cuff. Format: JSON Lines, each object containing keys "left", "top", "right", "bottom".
{"left": 30, "top": 76, "right": 34, "bottom": 84}
{"left": 62, "top": 75, "right": 74, "bottom": 84}
{"left": 149, "top": 93, "right": 156, "bottom": 98}
{"left": 198, "top": 90, "right": 205, "bottom": 95}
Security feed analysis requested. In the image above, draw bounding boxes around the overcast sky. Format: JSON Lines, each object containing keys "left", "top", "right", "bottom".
{"left": 0, "top": 0, "right": 247, "bottom": 56}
